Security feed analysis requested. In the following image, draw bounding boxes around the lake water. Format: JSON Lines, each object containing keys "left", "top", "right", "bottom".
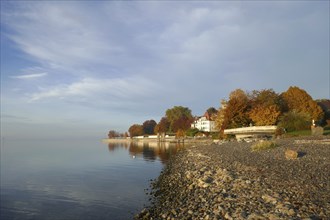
{"left": 0, "top": 139, "right": 183, "bottom": 220}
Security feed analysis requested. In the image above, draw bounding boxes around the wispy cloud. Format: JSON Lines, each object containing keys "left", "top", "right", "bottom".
{"left": 29, "top": 76, "right": 159, "bottom": 105}
{"left": 10, "top": 72, "right": 48, "bottom": 79}
{"left": 3, "top": 2, "right": 126, "bottom": 74}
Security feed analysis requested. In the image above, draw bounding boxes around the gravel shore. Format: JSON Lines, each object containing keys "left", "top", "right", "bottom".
{"left": 135, "top": 137, "right": 330, "bottom": 220}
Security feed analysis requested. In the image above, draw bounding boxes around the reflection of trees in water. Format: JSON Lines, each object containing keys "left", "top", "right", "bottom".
{"left": 108, "top": 142, "right": 129, "bottom": 151}
{"left": 107, "top": 141, "right": 184, "bottom": 164}
{"left": 142, "top": 143, "right": 157, "bottom": 161}
{"left": 157, "top": 143, "right": 183, "bottom": 164}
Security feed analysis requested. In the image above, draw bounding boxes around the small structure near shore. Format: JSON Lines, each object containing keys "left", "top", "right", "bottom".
{"left": 224, "top": 126, "right": 277, "bottom": 141}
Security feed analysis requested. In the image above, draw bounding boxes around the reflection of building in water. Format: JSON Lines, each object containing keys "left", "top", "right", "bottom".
{"left": 107, "top": 142, "right": 184, "bottom": 164}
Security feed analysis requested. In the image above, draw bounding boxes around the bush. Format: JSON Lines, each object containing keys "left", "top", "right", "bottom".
{"left": 251, "top": 141, "right": 278, "bottom": 151}
{"left": 211, "top": 132, "right": 220, "bottom": 139}
{"left": 186, "top": 128, "right": 199, "bottom": 137}
{"left": 277, "top": 111, "right": 310, "bottom": 132}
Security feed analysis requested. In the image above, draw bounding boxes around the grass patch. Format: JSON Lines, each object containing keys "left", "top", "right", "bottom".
{"left": 285, "top": 129, "right": 311, "bottom": 137}
{"left": 324, "top": 130, "right": 330, "bottom": 135}
{"left": 251, "top": 140, "right": 278, "bottom": 152}
{"left": 324, "top": 126, "right": 330, "bottom": 135}
{"left": 285, "top": 128, "right": 330, "bottom": 136}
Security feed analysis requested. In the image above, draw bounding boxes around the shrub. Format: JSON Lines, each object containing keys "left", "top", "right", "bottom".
{"left": 277, "top": 111, "right": 310, "bottom": 132}
{"left": 251, "top": 141, "right": 278, "bottom": 151}
{"left": 186, "top": 128, "right": 199, "bottom": 137}
{"left": 211, "top": 132, "right": 220, "bottom": 139}
{"left": 275, "top": 127, "right": 286, "bottom": 137}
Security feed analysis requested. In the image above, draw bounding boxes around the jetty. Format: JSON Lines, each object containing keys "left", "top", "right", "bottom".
{"left": 224, "top": 126, "right": 277, "bottom": 140}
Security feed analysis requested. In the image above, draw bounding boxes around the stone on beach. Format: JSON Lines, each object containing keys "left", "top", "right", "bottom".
{"left": 285, "top": 149, "right": 299, "bottom": 160}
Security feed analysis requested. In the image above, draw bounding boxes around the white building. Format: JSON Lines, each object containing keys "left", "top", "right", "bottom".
{"left": 191, "top": 112, "right": 218, "bottom": 132}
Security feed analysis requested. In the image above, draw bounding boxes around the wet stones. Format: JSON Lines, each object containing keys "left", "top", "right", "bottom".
{"left": 135, "top": 137, "right": 330, "bottom": 220}
{"left": 262, "top": 194, "right": 278, "bottom": 204}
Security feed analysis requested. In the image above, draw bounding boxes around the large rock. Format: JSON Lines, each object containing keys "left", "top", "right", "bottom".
{"left": 285, "top": 149, "right": 298, "bottom": 160}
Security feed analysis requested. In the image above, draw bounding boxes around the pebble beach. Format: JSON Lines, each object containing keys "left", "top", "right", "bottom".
{"left": 135, "top": 137, "right": 330, "bottom": 220}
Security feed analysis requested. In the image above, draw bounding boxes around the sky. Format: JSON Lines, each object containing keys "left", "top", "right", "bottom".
{"left": 1, "top": 1, "right": 329, "bottom": 140}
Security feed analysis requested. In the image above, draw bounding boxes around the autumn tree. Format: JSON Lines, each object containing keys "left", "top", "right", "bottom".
{"left": 154, "top": 117, "right": 170, "bottom": 134}
{"left": 249, "top": 105, "right": 281, "bottom": 126}
{"left": 249, "top": 89, "right": 284, "bottom": 110}
{"left": 215, "top": 99, "right": 227, "bottom": 131}
{"left": 128, "top": 124, "right": 144, "bottom": 137}
{"left": 108, "top": 130, "right": 119, "bottom": 139}
{"left": 165, "top": 106, "right": 193, "bottom": 132}
{"left": 222, "top": 89, "right": 251, "bottom": 129}
{"left": 142, "top": 119, "right": 157, "bottom": 135}
{"left": 281, "top": 86, "right": 324, "bottom": 121}
{"left": 171, "top": 115, "right": 193, "bottom": 132}
{"left": 248, "top": 89, "right": 282, "bottom": 125}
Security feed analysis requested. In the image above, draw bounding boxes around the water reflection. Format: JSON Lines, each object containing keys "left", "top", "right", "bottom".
{"left": 108, "top": 141, "right": 184, "bottom": 163}
{"left": 1, "top": 139, "right": 166, "bottom": 220}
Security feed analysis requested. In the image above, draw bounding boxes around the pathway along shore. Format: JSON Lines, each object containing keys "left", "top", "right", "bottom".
{"left": 135, "top": 137, "right": 330, "bottom": 220}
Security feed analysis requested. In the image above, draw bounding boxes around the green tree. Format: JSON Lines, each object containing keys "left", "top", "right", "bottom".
{"left": 142, "top": 119, "right": 157, "bottom": 135}
{"left": 206, "top": 107, "right": 218, "bottom": 116}
{"left": 128, "top": 124, "right": 144, "bottom": 137}
{"left": 165, "top": 106, "right": 193, "bottom": 132}
{"left": 277, "top": 111, "right": 310, "bottom": 131}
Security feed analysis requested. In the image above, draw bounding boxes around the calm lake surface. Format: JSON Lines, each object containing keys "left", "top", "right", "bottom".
{"left": 0, "top": 139, "right": 183, "bottom": 220}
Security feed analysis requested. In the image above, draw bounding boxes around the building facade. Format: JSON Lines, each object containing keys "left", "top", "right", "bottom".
{"left": 191, "top": 112, "right": 218, "bottom": 132}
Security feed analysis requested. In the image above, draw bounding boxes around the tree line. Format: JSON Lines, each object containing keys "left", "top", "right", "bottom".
{"left": 108, "top": 86, "right": 327, "bottom": 138}
{"left": 127, "top": 106, "right": 195, "bottom": 137}
{"left": 216, "top": 86, "right": 324, "bottom": 137}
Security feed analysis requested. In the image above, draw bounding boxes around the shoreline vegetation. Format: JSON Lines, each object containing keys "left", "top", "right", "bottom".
{"left": 134, "top": 136, "right": 330, "bottom": 219}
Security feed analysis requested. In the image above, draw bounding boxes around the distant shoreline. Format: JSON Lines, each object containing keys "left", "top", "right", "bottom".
{"left": 102, "top": 138, "right": 132, "bottom": 143}
{"left": 102, "top": 137, "right": 217, "bottom": 144}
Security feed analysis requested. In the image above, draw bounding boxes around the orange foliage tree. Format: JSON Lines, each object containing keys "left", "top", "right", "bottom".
{"left": 222, "top": 89, "right": 251, "bottom": 129}
{"left": 248, "top": 89, "right": 282, "bottom": 125}
{"left": 249, "top": 105, "right": 281, "bottom": 126}
{"left": 281, "top": 86, "right": 324, "bottom": 121}
{"left": 128, "top": 124, "right": 144, "bottom": 137}
{"left": 154, "top": 117, "right": 170, "bottom": 134}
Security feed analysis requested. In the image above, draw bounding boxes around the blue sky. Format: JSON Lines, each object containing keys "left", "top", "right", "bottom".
{"left": 1, "top": 1, "right": 329, "bottom": 139}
